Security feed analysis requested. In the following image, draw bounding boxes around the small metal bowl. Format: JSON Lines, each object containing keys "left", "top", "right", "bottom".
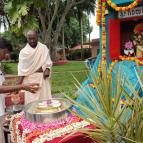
{"left": 6, "top": 104, "right": 24, "bottom": 115}
{"left": 24, "top": 98, "right": 72, "bottom": 123}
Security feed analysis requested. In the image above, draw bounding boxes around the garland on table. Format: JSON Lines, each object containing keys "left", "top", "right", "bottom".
{"left": 9, "top": 112, "right": 26, "bottom": 143}
{"left": 20, "top": 113, "right": 80, "bottom": 131}
{"left": 10, "top": 112, "right": 90, "bottom": 143}
{"left": 31, "top": 120, "right": 90, "bottom": 143}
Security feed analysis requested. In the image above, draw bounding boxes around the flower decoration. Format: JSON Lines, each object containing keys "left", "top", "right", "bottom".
{"left": 119, "top": 55, "right": 143, "bottom": 65}
{"left": 106, "top": 0, "right": 142, "bottom": 12}
{"left": 96, "top": 0, "right": 141, "bottom": 71}
{"left": 96, "top": 0, "right": 102, "bottom": 25}
{"left": 124, "top": 40, "right": 133, "bottom": 49}
{"left": 10, "top": 112, "right": 91, "bottom": 143}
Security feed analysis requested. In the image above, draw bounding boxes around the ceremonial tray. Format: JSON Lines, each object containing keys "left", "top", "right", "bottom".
{"left": 24, "top": 98, "right": 72, "bottom": 123}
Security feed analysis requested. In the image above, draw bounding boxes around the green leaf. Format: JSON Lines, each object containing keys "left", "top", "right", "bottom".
{"left": 4, "top": 1, "right": 13, "bottom": 12}
{"left": 18, "top": 4, "right": 29, "bottom": 16}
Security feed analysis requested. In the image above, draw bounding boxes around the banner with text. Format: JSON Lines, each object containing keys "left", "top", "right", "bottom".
{"left": 118, "top": 7, "right": 143, "bottom": 19}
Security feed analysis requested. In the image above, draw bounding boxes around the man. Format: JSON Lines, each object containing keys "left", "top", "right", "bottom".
{"left": 17, "top": 30, "right": 52, "bottom": 104}
{"left": 0, "top": 69, "right": 39, "bottom": 143}
{"left": 0, "top": 37, "right": 39, "bottom": 143}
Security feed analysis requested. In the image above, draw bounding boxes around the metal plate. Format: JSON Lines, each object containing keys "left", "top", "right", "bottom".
{"left": 24, "top": 98, "right": 72, "bottom": 123}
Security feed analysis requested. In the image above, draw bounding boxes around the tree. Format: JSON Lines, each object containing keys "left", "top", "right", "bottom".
{"left": 59, "top": 15, "right": 92, "bottom": 48}
{"left": 0, "top": 0, "right": 10, "bottom": 31}
{"left": 3, "top": 0, "right": 96, "bottom": 61}
{"left": 74, "top": 0, "right": 96, "bottom": 60}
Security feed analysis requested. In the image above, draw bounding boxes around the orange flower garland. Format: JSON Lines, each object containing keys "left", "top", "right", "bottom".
{"left": 10, "top": 113, "right": 22, "bottom": 143}
{"left": 106, "top": 56, "right": 143, "bottom": 80}
{"left": 26, "top": 130, "right": 50, "bottom": 143}
{"left": 106, "top": 0, "right": 142, "bottom": 11}
{"left": 107, "top": 60, "right": 118, "bottom": 82}
{"left": 96, "top": 0, "right": 102, "bottom": 25}
{"left": 101, "top": 0, "right": 107, "bottom": 67}
{"left": 119, "top": 55, "right": 143, "bottom": 65}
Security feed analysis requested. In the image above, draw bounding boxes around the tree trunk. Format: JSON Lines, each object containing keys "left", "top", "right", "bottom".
{"left": 50, "top": 43, "right": 58, "bottom": 62}
{"left": 79, "top": 15, "right": 84, "bottom": 60}
{"left": 88, "top": 15, "right": 90, "bottom": 49}
{"left": 50, "top": 1, "right": 73, "bottom": 62}
{"left": 62, "top": 26, "right": 66, "bottom": 60}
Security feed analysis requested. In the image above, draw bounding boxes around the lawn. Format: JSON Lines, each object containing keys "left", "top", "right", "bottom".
{"left": 3, "top": 61, "right": 89, "bottom": 95}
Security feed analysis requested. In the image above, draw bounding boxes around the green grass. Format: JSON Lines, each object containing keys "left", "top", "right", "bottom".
{"left": 3, "top": 62, "right": 18, "bottom": 74}
{"left": 4, "top": 61, "right": 89, "bottom": 95}
{"left": 52, "top": 61, "right": 89, "bottom": 94}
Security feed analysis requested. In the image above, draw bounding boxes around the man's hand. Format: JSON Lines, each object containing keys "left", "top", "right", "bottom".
{"left": 23, "top": 83, "right": 39, "bottom": 93}
{"left": 43, "top": 68, "right": 50, "bottom": 79}
{"left": 11, "top": 92, "right": 20, "bottom": 105}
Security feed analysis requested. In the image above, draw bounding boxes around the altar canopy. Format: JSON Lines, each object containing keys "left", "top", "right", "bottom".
{"left": 75, "top": 0, "right": 143, "bottom": 113}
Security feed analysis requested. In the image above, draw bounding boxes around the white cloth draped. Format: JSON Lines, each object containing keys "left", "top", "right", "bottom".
{"left": 18, "top": 42, "right": 52, "bottom": 104}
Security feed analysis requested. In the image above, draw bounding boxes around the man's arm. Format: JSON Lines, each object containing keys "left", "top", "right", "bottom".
{"left": 0, "top": 83, "right": 39, "bottom": 94}
{"left": 43, "top": 68, "right": 50, "bottom": 79}
{"left": 0, "top": 84, "right": 25, "bottom": 93}
{"left": 16, "top": 76, "right": 24, "bottom": 84}
{"left": 43, "top": 47, "right": 52, "bottom": 79}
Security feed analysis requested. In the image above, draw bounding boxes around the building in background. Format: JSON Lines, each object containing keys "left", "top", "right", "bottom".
{"left": 68, "top": 38, "right": 99, "bottom": 60}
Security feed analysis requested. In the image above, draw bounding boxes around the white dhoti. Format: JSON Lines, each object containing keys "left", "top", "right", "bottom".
{"left": 18, "top": 42, "right": 52, "bottom": 105}
{"left": 23, "top": 72, "right": 52, "bottom": 105}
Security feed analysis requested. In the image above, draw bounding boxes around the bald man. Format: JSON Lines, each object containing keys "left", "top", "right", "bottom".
{"left": 17, "top": 30, "right": 52, "bottom": 104}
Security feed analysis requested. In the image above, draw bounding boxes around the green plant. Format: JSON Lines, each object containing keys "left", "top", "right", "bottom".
{"left": 64, "top": 88, "right": 78, "bottom": 100}
{"left": 10, "top": 50, "right": 19, "bottom": 62}
{"left": 65, "top": 65, "right": 143, "bottom": 143}
{"left": 123, "top": 69, "right": 143, "bottom": 142}
{"left": 0, "top": 62, "right": 13, "bottom": 74}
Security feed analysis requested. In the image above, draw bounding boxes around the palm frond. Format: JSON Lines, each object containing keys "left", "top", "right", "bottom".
{"left": 65, "top": 63, "right": 143, "bottom": 143}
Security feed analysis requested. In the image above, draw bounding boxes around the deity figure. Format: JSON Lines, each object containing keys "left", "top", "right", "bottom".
{"left": 133, "top": 23, "right": 143, "bottom": 58}
{"left": 123, "top": 40, "right": 135, "bottom": 57}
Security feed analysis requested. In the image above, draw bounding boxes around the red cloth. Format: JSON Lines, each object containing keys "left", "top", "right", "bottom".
{"left": 46, "top": 133, "right": 94, "bottom": 143}
{"left": 18, "top": 123, "right": 95, "bottom": 143}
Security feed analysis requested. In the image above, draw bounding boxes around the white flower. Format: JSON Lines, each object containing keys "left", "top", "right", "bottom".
{"left": 32, "top": 120, "right": 90, "bottom": 143}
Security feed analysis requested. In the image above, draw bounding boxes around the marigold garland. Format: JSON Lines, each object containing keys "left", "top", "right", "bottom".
{"left": 119, "top": 55, "right": 143, "bottom": 65}
{"left": 96, "top": 0, "right": 102, "bottom": 25}
{"left": 107, "top": 60, "right": 118, "bottom": 82}
{"left": 106, "top": 0, "right": 142, "bottom": 12}
{"left": 101, "top": 0, "right": 107, "bottom": 67}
